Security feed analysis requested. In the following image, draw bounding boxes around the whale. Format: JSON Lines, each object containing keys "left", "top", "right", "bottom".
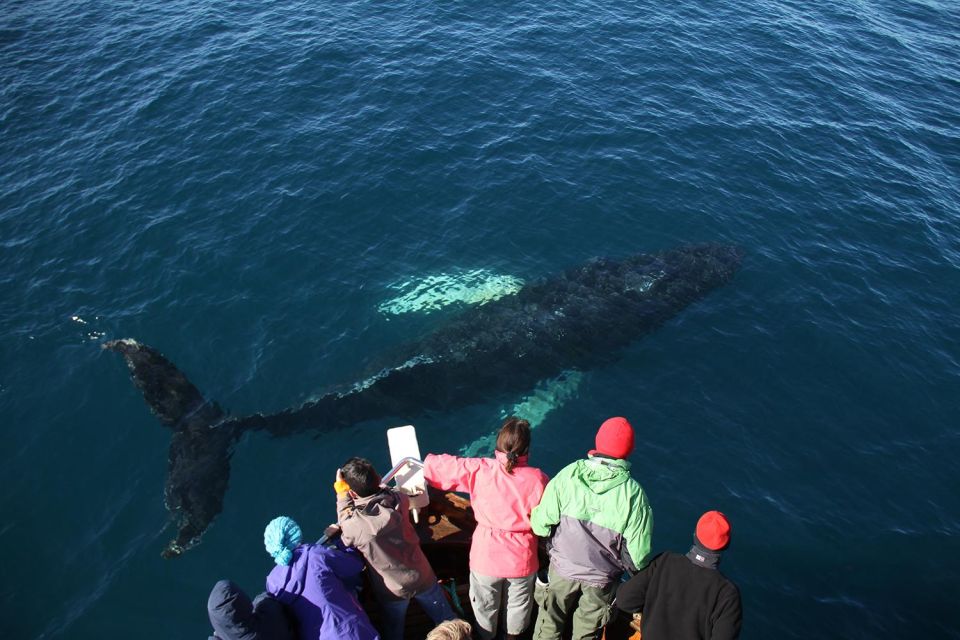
{"left": 105, "top": 243, "right": 743, "bottom": 557}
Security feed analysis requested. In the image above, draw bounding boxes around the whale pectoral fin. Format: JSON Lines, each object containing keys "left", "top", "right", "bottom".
{"left": 378, "top": 269, "right": 524, "bottom": 315}
{"left": 160, "top": 424, "right": 235, "bottom": 558}
{"left": 459, "top": 370, "right": 585, "bottom": 457}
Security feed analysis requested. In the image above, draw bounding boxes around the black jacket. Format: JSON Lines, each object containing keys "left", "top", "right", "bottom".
{"left": 207, "top": 579, "right": 295, "bottom": 640}
{"left": 614, "top": 551, "right": 741, "bottom": 640}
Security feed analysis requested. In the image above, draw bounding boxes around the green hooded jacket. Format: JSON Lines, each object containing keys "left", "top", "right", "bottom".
{"left": 531, "top": 455, "right": 653, "bottom": 586}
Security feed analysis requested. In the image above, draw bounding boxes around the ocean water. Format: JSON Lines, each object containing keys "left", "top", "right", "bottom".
{"left": 2, "top": 0, "right": 959, "bottom": 637}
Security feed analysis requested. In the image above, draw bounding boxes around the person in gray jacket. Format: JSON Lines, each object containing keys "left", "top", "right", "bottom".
{"left": 335, "top": 457, "right": 455, "bottom": 640}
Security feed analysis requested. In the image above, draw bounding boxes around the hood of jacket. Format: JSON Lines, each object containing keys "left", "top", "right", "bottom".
{"left": 571, "top": 455, "right": 633, "bottom": 494}
{"left": 208, "top": 579, "right": 293, "bottom": 640}
{"left": 208, "top": 580, "right": 258, "bottom": 640}
{"left": 352, "top": 488, "right": 401, "bottom": 513}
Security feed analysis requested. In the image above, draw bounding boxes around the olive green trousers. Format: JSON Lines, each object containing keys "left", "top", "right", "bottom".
{"left": 532, "top": 568, "right": 616, "bottom": 640}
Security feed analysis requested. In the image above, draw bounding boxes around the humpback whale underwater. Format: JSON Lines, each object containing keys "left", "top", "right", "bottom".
{"left": 106, "top": 243, "right": 743, "bottom": 557}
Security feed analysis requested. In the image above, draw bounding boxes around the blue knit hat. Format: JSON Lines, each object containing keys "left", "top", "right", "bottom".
{"left": 263, "top": 516, "right": 303, "bottom": 566}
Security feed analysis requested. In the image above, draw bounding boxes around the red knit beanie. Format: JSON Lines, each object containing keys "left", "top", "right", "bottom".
{"left": 588, "top": 417, "right": 635, "bottom": 459}
{"left": 695, "top": 511, "right": 731, "bottom": 551}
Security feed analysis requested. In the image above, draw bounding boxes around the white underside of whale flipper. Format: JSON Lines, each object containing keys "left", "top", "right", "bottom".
{"left": 459, "top": 370, "right": 584, "bottom": 458}
{"left": 378, "top": 269, "right": 524, "bottom": 315}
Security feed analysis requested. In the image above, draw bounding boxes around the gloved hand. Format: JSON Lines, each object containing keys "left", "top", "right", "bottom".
{"left": 334, "top": 468, "right": 350, "bottom": 496}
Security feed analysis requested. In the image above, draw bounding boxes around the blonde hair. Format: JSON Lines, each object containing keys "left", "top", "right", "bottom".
{"left": 425, "top": 619, "right": 472, "bottom": 640}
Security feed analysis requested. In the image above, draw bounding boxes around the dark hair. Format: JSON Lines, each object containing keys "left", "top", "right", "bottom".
{"left": 340, "top": 457, "right": 382, "bottom": 497}
{"left": 496, "top": 417, "right": 531, "bottom": 474}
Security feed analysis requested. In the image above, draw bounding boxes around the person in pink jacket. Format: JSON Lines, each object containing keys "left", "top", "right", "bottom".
{"left": 423, "top": 417, "right": 550, "bottom": 640}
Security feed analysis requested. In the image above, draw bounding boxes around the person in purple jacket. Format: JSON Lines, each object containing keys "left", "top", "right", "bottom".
{"left": 263, "top": 516, "right": 380, "bottom": 640}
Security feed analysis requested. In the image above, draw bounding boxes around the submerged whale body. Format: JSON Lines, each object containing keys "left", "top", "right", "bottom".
{"left": 105, "top": 243, "right": 743, "bottom": 557}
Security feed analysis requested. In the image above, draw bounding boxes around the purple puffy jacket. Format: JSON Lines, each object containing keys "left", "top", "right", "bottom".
{"left": 266, "top": 542, "right": 380, "bottom": 640}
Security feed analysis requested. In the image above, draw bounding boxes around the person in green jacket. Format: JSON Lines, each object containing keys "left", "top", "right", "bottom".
{"left": 530, "top": 417, "right": 653, "bottom": 640}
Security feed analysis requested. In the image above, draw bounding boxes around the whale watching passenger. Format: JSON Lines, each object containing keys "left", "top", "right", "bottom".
{"left": 530, "top": 417, "right": 654, "bottom": 640}
{"left": 607, "top": 510, "right": 742, "bottom": 640}
{"left": 262, "top": 516, "right": 380, "bottom": 640}
{"left": 335, "top": 457, "right": 455, "bottom": 640}
{"left": 206, "top": 578, "right": 294, "bottom": 640}
{"left": 423, "top": 417, "right": 550, "bottom": 640}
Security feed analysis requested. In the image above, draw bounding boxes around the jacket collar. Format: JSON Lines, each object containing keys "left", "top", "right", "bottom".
{"left": 586, "top": 453, "right": 631, "bottom": 471}
{"left": 686, "top": 542, "right": 722, "bottom": 570}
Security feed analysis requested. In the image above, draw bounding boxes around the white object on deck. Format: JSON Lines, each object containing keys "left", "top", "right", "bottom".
{"left": 386, "top": 425, "right": 429, "bottom": 523}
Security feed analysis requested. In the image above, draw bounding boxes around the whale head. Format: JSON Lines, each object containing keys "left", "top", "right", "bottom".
{"left": 572, "top": 243, "right": 744, "bottom": 307}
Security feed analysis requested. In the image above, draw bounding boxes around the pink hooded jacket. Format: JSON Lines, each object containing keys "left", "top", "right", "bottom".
{"left": 424, "top": 451, "right": 549, "bottom": 578}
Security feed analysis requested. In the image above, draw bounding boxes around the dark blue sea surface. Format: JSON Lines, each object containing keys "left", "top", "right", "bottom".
{"left": 2, "top": 0, "right": 959, "bottom": 637}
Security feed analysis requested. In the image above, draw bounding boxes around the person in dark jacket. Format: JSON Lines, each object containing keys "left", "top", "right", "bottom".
{"left": 607, "top": 510, "right": 742, "bottom": 640}
{"left": 206, "top": 579, "right": 294, "bottom": 640}
{"left": 263, "top": 515, "right": 380, "bottom": 640}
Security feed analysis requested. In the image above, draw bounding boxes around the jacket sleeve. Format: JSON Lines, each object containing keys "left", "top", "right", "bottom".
{"left": 528, "top": 470, "right": 550, "bottom": 514}
{"left": 622, "top": 485, "right": 654, "bottom": 571}
{"left": 423, "top": 453, "right": 481, "bottom": 493}
{"left": 614, "top": 553, "right": 661, "bottom": 613}
{"left": 530, "top": 474, "right": 562, "bottom": 537}
{"left": 396, "top": 489, "right": 411, "bottom": 514}
{"left": 264, "top": 567, "right": 289, "bottom": 602}
{"left": 337, "top": 493, "right": 359, "bottom": 547}
{"left": 325, "top": 547, "right": 366, "bottom": 582}
{"left": 710, "top": 582, "right": 742, "bottom": 640}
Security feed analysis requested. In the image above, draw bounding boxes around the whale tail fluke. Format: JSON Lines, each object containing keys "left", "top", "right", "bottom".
{"left": 104, "top": 339, "right": 235, "bottom": 558}
{"left": 103, "top": 338, "right": 224, "bottom": 429}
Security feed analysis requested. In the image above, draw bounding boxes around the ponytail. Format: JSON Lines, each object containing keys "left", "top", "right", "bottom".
{"left": 496, "top": 417, "right": 531, "bottom": 474}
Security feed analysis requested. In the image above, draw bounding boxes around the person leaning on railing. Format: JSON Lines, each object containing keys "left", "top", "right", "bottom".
{"left": 335, "top": 457, "right": 456, "bottom": 640}
{"left": 261, "top": 515, "right": 380, "bottom": 640}
{"left": 529, "top": 417, "right": 654, "bottom": 640}
{"left": 423, "top": 417, "right": 550, "bottom": 640}
{"left": 607, "top": 511, "right": 742, "bottom": 640}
